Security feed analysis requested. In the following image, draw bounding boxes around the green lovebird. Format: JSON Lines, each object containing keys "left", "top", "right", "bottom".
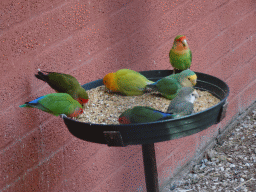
{"left": 19, "top": 93, "right": 83, "bottom": 117}
{"left": 169, "top": 35, "right": 192, "bottom": 73}
{"left": 118, "top": 106, "right": 174, "bottom": 124}
{"left": 103, "top": 69, "right": 154, "bottom": 96}
{"left": 167, "top": 87, "right": 199, "bottom": 118}
{"left": 35, "top": 70, "right": 88, "bottom": 105}
{"left": 145, "top": 69, "right": 197, "bottom": 100}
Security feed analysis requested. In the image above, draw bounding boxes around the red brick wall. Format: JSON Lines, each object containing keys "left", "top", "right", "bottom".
{"left": 1, "top": 0, "right": 256, "bottom": 191}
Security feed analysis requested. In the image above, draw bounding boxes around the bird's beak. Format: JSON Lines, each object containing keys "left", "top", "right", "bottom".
{"left": 59, "top": 114, "right": 67, "bottom": 119}
{"left": 192, "top": 90, "right": 199, "bottom": 98}
{"left": 182, "top": 39, "right": 188, "bottom": 47}
{"left": 189, "top": 74, "right": 197, "bottom": 86}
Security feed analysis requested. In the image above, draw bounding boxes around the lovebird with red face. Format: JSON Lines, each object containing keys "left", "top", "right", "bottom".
{"left": 35, "top": 70, "right": 88, "bottom": 105}
{"left": 169, "top": 35, "right": 192, "bottom": 73}
{"left": 19, "top": 93, "right": 83, "bottom": 117}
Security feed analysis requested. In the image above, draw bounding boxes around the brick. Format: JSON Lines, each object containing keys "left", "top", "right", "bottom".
{"left": 29, "top": 0, "right": 65, "bottom": 17}
{"left": 0, "top": 57, "right": 35, "bottom": 110}
{"left": 155, "top": 137, "right": 193, "bottom": 166}
{"left": 1, "top": 129, "right": 41, "bottom": 187}
{"left": 239, "top": 80, "right": 256, "bottom": 112}
{"left": 63, "top": 138, "right": 101, "bottom": 176}
{"left": 0, "top": 32, "right": 14, "bottom": 79}
{"left": 216, "top": 0, "right": 256, "bottom": 31}
{"left": 38, "top": 117, "right": 73, "bottom": 160}
{"left": 53, "top": 40, "right": 76, "bottom": 72}
{"left": 91, "top": 152, "right": 145, "bottom": 192}
{"left": 145, "top": 43, "right": 173, "bottom": 71}
{"left": 4, "top": 13, "right": 54, "bottom": 62}
{"left": 1, "top": 140, "right": 24, "bottom": 187}
{"left": 96, "top": 145, "right": 141, "bottom": 167}
{"left": 49, "top": 1, "right": 86, "bottom": 43}
{"left": 5, "top": 24, "right": 38, "bottom": 61}
{"left": 19, "top": 13, "right": 54, "bottom": 54}
{"left": 0, "top": 0, "right": 30, "bottom": 31}
{"left": 2, "top": 177, "right": 24, "bottom": 192}
{"left": 221, "top": 97, "right": 240, "bottom": 127}
{"left": 158, "top": 0, "right": 230, "bottom": 42}
{"left": 64, "top": 145, "right": 142, "bottom": 191}
{"left": 32, "top": 37, "right": 75, "bottom": 74}
{"left": 206, "top": 35, "right": 256, "bottom": 80}
{"left": 0, "top": 107, "right": 19, "bottom": 150}
{"left": 250, "top": 56, "right": 256, "bottom": 81}
{"left": 103, "top": 1, "right": 162, "bottom": 45}
{"left": 226, "top": 62, "right": 253, "bottom": 100}
{"left": 187, "top": 11, "right": 224, "bottom": 54}
{"left": 199, "top": 30, "right": 232, "bottom": 67}
{"left": 71, "top": 27, "right": 105, "bottom": 64}
{"left": 20, "top": 129, "right": 40, "bottom": 170}
{"left": 0, "top": 104, "right": 43, "bottom": 150}
{"left": 157, "top": 134, "right": 197, "bottom": 186}
{"left": 73, "top": 48, "right": 128, "bottom": 83}
{"left": 192, "top": 4, "right": 256, "bottom": 69}
{"left": 23, "top": 167, "right": 42, "bottom": 192}
{"left": 71, "top": 57, "right": 103, "bottom": 84}
{"left": 17, "top": 87, "right": 58, "bottom": 131}
{"left": 32, "top": 48, "right": 58, "bottom": 73}
{"left": 64, "top": 158, "right": 115, "bottom": 191}
{"left": 197, "top": 124, "right": 219, "bottom": 150}
{"left": 190, "top": 48, "right": 209, "bottom": 73}
{"left": 97, "top": 0, "right": 137, "bottom": 16}
{"left": 39, "top": 150, "right": 64, "bottom": 191}
{"left": 227, "top": 10, "right": 256, "bottom": 49}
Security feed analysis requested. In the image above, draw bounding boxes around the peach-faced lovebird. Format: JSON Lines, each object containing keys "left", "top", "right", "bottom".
{"left": 169, "top": 35, "right": 192, "bottom": 73}
{"left": 167, "top": 87, "right": 198, "bottom": 118}
{"left": 118, "top": 106, "right": 174, "bottom": 124}
{"left": 103, "top": 69, "right": 154, "bottom": 96}
{"left": 146, "top": 69, "right": 197, "bottom": 100}
{"left": 35, "top": 70, "right": 88, "bottom": 105}
{"left": 19, "top": 93, "right": 83, "bottom": 117}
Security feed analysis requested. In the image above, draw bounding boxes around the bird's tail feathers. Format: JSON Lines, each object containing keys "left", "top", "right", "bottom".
{"left": 35, "top": 71, "right": 49, "bottom": 82}
{"left": 19, "top": 104, "right": 27, "bottom": 108}
{"left": 144, "top": 84, "right": 158, "bottom": 92}
{"left": 160, "top": 113, "right": 174, "bottom": 120}
{"left": 146, "top": 80, "right": 155, "bottom": 85}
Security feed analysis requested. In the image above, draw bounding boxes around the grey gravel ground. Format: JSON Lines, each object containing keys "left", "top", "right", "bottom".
{"left": 164, "top": 107, "right": 256, "bottom": 192}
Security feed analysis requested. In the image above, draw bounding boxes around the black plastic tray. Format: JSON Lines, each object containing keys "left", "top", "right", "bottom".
{"left": 62, "top": 70, "right": 229, "bottom": 146}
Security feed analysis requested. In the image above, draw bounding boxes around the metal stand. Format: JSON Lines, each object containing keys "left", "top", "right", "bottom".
{"left": 142, "top": 143, "right": 159, "bottom": 192}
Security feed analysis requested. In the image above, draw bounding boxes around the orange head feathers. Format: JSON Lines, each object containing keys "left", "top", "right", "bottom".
{"left": 173, "top": 35, "right": 189, "bottom": 51}
{"left": 103, "top": 72, "right": 118, "bottom": 92}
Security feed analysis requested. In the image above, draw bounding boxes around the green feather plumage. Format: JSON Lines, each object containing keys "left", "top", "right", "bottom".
{"left": 115, "top": 69, "right": 154, "bottom": 96}
{"left": 119, "top": 106, "right": 173, "bottom": 124}
{"left": 19, "top": 93, "right": 83, "bottom": 117}
{"left": 146, "top": 70, "right": 196, "bottom": 100}
{"left": 169, "top": 35, "right": 192, "bottom": 70}
{"left": 35, "top": 71, "right": 88, "bottom": 104}
{"left": 169, "top": 49, "right": 192, "bottom": 70}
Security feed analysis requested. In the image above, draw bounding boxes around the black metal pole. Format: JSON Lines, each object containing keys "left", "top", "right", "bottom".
{"left": 142, "top": 143, "right": 159, "bottom": 192}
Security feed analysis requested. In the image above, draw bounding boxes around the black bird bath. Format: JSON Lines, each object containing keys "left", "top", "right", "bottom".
{"left": 62, "top": 70, "right": 229, "bottom": 192}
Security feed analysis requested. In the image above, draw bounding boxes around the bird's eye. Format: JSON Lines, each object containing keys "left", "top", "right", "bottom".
{"left": 188, "top": 77, "right": 191, "bottom": 80}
